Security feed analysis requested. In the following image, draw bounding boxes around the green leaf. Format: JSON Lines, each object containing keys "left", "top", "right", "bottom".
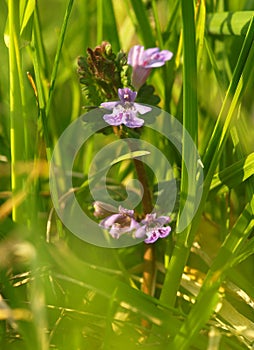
{"left": 102, "top": 0, "right": 121, "bottom": 51}
{"left": 207, "top": 11, "right": 254, "bottom": 36}
{"left": 160, "top": 0, "right": 198, "bottom": 308}
{"left": 210, "top": 152, "right": 254, "bottom": 192}
{"left": 129, "top": 0, "right": 155, "bottom": 47}
{"left": 20, "top": 0, "right": 35, "bottom": 43}
{"left": 203, "top": 17, "right": 254, "bottom": 179}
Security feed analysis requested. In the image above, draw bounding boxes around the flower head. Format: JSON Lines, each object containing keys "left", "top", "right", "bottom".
{"left": 99, "top": 205, "right": 140, "bottom": 239}
{"left": 128, "top": 45, "right": 173, "bottom": 90}
{"left": 101, "top": 88, "right": 151, "bottom": 128}
{"left": 135, "top": 213, "right": 171, "bottom": 244}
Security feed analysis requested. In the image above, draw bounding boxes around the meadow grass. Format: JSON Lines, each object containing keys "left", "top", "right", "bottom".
{"left": 0, "top": 0, "right": 254, "bottom": 349}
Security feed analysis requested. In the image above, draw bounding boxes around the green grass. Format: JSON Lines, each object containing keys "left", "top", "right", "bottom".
{"left": 0, "top": 0, "right": 254, "bottom": 349}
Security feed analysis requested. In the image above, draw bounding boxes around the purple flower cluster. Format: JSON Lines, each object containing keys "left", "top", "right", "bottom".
{"left": 94, "top": 202, "right": 171, "bottom": 244}
{"left": 100, "top": 45, "right": 173, "bottom": 128}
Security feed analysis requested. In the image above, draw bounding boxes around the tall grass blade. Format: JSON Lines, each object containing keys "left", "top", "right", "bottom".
{"left": 129, "top": 0, "right": 156, "bottom": 47}
{"left": 46, "top": 0, "right": 74, "bottom": 118}
{"left": 160, "top": 0, "right": 198, "bottom": 307}
{"left": 207, "top": 11, "right": 254, "bottom": 36}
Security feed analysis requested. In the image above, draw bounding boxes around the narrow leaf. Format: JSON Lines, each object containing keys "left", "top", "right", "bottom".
{"left": 207, "top": 11, "right": 254, "bottom": 36}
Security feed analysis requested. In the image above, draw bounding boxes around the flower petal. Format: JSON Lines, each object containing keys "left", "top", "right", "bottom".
{"left": 158, "top": 226, "right": 171, "bottom": 238}
{"left": 143, "top": 48, "right": 160, "bottom": 58}
{"left": 118, "top": 206, "right": 134, "bottom": 217}
{"left": 99, "top": 213, "right": 122, "bottom": 228}
{"left": 103, "top": 112, "right": 123, "bottom": 126}
{"left": 101, "top": 101, "right": 118, "bottom": 110}
{"left": 118, "top": 88, "right": 137, "bottom": 103}
{"left": 160, "top": 50, "right": 174, "bottom": 60}
{"left": 156, "top": 215, "right": 171, "bottom": 226}
{"left": 131, "top": 66, "right": 151, "bottom": 90}
{"left": 134, "top": 103, "right": 151, "bottom": 115}
{"left": 130, "top": 218, "right": 141, "bottom": 231}
{"left": 127, "top": 45, "right": 144, "bottom": 67}
{"left": 135, "top": 225, "right": 147, "bottom": 238}
{"left": 121, "top": 110, "right": 144, "bottom": 128}
{"left": 141, "top": 213, "right": 157, "bottom": 224}
{"left": 109, "top": 224, "right": 131, "bottom": 239}
{"left": 142, "top": 49, "right": 173, "bottom": 68}
{"left": 144, "top": 230, "right": 160, "bottom": 244}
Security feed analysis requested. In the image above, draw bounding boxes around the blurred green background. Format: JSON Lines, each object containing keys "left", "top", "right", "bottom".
{"left": 0, "top": 0, "right": 254, "bottom": 349}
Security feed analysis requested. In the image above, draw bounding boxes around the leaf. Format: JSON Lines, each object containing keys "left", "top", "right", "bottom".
{"left": 20, "top": 0, "right": 36, "bottom": 43}
{"left": 129, "top": 0, "right": 156, "bottom": 47}
{"left": 207, "top": 11, "right": 254, "bottom": 36}
{"left": 102, "top": 0, "right": 121, "bottom": 51}
{"left": 210, "top": 152, "right": 254, "bottom": 192}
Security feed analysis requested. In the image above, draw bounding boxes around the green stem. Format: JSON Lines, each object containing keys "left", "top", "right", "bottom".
{"left": 123, "top": 134, "right": 156, "bottom": 297}
{"left": 132, "top": 158, "right": 156, "bottom": 296}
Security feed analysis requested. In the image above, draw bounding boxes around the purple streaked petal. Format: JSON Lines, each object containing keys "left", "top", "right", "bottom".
{"left": 118, "top": 88, "right": 137, "bottom": 103}
{"left": 133, "top": 103, "right": 151, "bottom": 115}
{"left": 131, "top": 66, "right": 151, "bottom": 90}
{"left": 123, "top": 112, "right": 144, "bottom": 128}
{"left": 99, "top": 213, "right": 122, "bottom": 228}
{"left": 158, "top": 226, "right": 171, "bottom": 238}
{"left": 103, "top": 112, "right": 123, "bottom": 126}
{"left": 144, "top": 230, "right": 160, "bottom": 244}
{"left": 144, "top": 61, "right": 167, "bottom": 68}
{"left": 127, "top": 45, "right": 144, "bottom": 66}
{"left": 160, "top": 50, "right": 174, "bottom": 60}
{"left": 128, "top": 45, "right": 173, "bottom": 89}
{"left": 101, "top": 101, "right": 118, "bottom": 110}
{"left": 143, "top": 51, "right": 173, "bottom": 67}
{"left": 143, "top": 48, "right": 160, "bottom": 56}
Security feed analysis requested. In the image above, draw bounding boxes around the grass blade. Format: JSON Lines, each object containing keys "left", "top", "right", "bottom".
{"left": 170, "top": 195, "right": 254, "bottom": 350}
{"left": 207, "top": 11, "right": 254, "bottom": 36}
{"left": 46, "top": 0, "right": 74, "bottom": 118}
{"left": 210, "top": 152, "right": 254, "bottom": 192}
{"left": 129, "top": 0, "right": 155, "bottom": 47}
{"left": 160, "top": 0, "right": 198, "bottom": 307}
{"left": 203, "top": 17, "right": 254, "bottom": 178}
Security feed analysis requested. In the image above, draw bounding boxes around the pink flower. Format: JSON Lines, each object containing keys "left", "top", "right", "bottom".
{"left": 128, "top": 45, "right": 173, "bottom": 90}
